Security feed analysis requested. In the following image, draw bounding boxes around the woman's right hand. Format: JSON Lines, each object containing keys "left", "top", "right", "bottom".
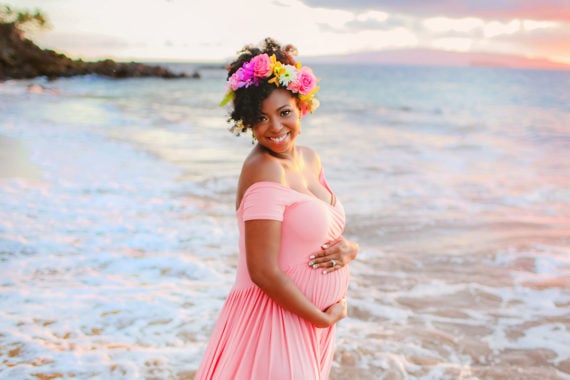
{"left": 320, "top": 298, "right": 347, "bottom": 327}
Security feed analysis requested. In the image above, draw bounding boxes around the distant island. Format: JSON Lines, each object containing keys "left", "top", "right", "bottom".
{"left": 0, "top": 6, "right": 195, "bottom": 81}
{"left": 304, "top": 48, "right": 570, "bottom": 71}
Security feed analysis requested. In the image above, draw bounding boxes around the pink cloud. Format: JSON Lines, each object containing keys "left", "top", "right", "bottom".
{"left": 302, "top": 0, "right": 570, "bottom": 22}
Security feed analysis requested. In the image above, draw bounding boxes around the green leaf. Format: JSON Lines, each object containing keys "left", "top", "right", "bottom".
{"left": 219, "top": 91, "right": 234, "bottom": 107}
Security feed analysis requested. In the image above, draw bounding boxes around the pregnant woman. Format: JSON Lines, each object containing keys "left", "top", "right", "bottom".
{"left": 194, "top": 38, "right": 359, "bottom": 380}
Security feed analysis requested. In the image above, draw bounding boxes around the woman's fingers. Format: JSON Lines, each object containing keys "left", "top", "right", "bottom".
{"left": 308, "top": 253, "right": 343, "bottom": 274}
{"left": 311, "top": 237, "right": 343, "bottom": 258}
{"left": 324, "top": 298, "right": 348, "bottom": 323}
{"left": 321, "top": 236, "right": 343, "bottom": 250}
{"left": 308, "top": 236, "right": 358, "bottom": 274}
{"left": 322, "top": 259, "right": 341, "bottom": 274}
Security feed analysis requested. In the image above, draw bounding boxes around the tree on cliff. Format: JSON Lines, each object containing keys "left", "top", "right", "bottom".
{"left": 0, "top": 4, "right": 191, "bottom": 80}
{"left": 0, "top": 4, "right": 49, "bottom": 35}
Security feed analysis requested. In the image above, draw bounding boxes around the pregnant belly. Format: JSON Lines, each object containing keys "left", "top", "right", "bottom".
{"left": 286, "top": 264, "right": 350, "bottom": 310}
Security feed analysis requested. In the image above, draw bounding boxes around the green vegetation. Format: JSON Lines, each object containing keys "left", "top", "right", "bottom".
{"left": 0, "top": 4, "right": 49, "bottom": 35}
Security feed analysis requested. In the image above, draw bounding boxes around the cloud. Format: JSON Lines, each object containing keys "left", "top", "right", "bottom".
{"left": 298, "top": 0, "right": 570, "bottom": 66}
{"left": 344, "top": 11, "right": 415, "bottom": 32}
{"left": 300, "top": 0, "right": 570, "bottom": 22}
{"left": 486, "top": 23, "right": 570, "bottom": 64}
{"left": 9, "top": 0, "right": 570, "bottom": 66}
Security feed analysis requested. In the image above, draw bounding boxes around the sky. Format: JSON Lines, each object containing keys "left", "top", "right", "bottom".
{"left": 8, "top": 0, "right": 570, "bottom": 67}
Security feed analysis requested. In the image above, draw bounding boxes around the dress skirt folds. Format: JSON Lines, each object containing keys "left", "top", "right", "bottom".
{"left": 195, "top": 172, "right": 350, "bottom": 380}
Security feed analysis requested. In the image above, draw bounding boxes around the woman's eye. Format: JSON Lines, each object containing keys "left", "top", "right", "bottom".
{"left": 281, "top": 109, "right": 291, "bottom": 117}
{"left": 257, "top": 116, "right": 267, "bottom": 123}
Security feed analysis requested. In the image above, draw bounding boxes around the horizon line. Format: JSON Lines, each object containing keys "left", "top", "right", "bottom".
{"left": 120, "top": 48, "right": 570, "bottom": 72}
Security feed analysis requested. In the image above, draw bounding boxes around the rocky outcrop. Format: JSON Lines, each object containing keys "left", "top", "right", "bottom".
{"left": 0, "top": 22, "right": 195, "bottom": 80}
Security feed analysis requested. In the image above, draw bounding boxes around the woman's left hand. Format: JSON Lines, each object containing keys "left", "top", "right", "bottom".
{"left": 308, "top": 236, "right": 359, "bottom": 274}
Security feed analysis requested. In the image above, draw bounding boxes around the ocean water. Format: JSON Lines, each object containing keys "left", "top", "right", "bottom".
{"left": 1, "top": 63, "right": 569, "bottom": 379}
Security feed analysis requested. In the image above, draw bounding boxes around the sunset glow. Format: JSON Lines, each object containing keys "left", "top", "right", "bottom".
{"left": 7, "top": 0, "right": 570, "bottom": 68}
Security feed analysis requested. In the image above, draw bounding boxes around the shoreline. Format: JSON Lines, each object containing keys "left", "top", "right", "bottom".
{"left": 1, "top": 63, "right": 568, "bottom": 379}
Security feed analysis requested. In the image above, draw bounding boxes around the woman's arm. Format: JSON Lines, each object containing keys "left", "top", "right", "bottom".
{"left": 245, "top": 219, "right": 347, "bottom": 328}
{"left": 308, "top": 236, "right": 359, "bottom": 274}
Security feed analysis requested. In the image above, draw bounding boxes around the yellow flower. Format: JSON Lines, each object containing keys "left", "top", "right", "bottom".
{"left": 268, "top": 54, "right": 285, "bottom": 86}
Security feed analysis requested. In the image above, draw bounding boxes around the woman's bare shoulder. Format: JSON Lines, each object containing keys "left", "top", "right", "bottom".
{"left": 242, "top": 150, "right": 284, "bottom": 184}
{"left": 236, "top": 150, "right": 285, "bottom": 208}
{"left": 299, "top": 145, "right": 322, "bottom": 172}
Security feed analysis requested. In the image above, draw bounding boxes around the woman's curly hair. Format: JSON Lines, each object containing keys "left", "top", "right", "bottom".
{"left": 225, "top": 37, "right": 299, "bottom": 135}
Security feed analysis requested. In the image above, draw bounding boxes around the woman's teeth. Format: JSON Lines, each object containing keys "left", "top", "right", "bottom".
{"left": 270, "top": 134, "right": 288, "bottom": 143}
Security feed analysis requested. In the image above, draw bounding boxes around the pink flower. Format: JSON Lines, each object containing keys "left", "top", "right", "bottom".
{"left": 237, "top": 65, "right": 255, "bottom": 87}
{"left": 228, "top": 74, "right": 240, "bottom": 90}
{"left": 250, "top": 54, "right": 272, "bottom": 78}
{"left": 222, "top": 54, "right": 320, "bottom": 120}
{"left": 287, "top": 66, "right": 317, "bottom": 95}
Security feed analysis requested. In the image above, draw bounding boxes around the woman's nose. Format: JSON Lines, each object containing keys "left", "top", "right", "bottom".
{"left": 269, "top": 118, "right": 281, "bottom": 131}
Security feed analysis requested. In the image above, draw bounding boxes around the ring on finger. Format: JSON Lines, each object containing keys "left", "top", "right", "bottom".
{"left": 331, "top": 259, "right": 337, "bottom": 267}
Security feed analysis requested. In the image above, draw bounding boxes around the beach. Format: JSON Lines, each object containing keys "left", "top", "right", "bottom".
{"left": 1, "top": 64, "right": 569, "bottom": 379}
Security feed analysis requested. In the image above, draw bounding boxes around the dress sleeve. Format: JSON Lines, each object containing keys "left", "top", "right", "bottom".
{"left": 241, "top": 182, "right": 291, "bottom": 222}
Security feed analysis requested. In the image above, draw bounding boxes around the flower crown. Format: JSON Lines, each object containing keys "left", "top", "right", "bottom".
{"left": 220, "top": 53, "right": 320, "bottom": 120}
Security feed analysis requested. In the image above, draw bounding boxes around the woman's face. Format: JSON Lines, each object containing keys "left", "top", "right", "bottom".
{"left": 252, "top": 89, "right": 301, "bottom": 155}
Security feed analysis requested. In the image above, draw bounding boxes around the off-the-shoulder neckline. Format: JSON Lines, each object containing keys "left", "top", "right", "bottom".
{"left": 237, "top": 180, "right": 337, "bottom": 212}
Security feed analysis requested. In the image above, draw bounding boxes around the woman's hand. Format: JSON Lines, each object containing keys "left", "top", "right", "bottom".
{"left": 320, "top": 299, "right": 348, "bottom": 327}
{"left": 308, "top": 236, "right": 359, "bottom": 274}
{"left": 247, "top": 219, "right": 350, "bottom": 327}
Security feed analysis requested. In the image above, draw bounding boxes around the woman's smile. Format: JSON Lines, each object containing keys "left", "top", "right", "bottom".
{"left": 268, "top": 132, "right": 290, "bottom": 144}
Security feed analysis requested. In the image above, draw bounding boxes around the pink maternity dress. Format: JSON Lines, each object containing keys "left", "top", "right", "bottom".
{"left": 195, "top": 171, "right": 350, "bottom": 380}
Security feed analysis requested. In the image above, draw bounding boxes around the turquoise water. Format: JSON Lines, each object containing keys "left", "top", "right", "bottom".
{"left": 1, "top": 63, "right": 569, "bottom": 379}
